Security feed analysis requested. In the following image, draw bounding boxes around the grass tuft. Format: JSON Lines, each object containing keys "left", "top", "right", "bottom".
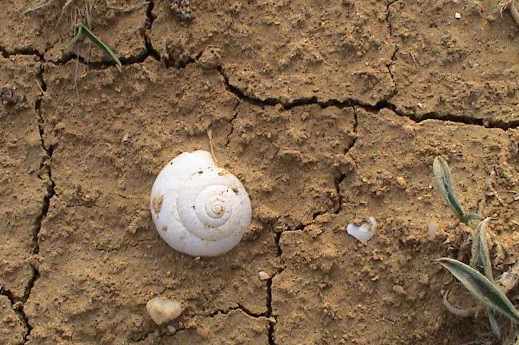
{"left": 71, "top": 23, "right": 122, "bottom": 71}
{"left": 24, "top": 0, "right": 123, "bottom": 72}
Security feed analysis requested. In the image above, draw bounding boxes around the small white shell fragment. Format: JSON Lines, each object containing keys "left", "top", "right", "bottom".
{"left": 455, "top": 12, "right": 461, "bottom": 19}
{"left": 150, "top": 150, "right": 252, "bottom": 257}
{"left": 258, "top": 271, "right": 271, "bottom": 281}
{"left": 146, "top": 297, "right": 183, "bottom": 325}
{"left": 346, "top": 217, "right": 377, "bottom": 243}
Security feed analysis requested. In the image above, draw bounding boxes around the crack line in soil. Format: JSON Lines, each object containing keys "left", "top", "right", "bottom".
{"left": 204, "top": 304, "right": 270, "bottom": 319}
{"left": 332, "top": 107, "right": 359, "bottom": 215}
{"left": 0, "top": 46, "right": 45, "bottom": 61}
{"left": 266, "top": 223, "right": 291, "bottom": 345}
{"left": 0, "top": 286, "right": 32, "bottom": 342}
{"left": 266, "top": 271, "right": 278, "bottom": 345}
{"left": 1, "top": 34, "right": 156, "bottom": 69}
{"left": 385, "top": 0, "right": 401, "bottom": 37}
{"left": 10, "top": 63, "right": 57, "bottom": 345}
{"left": 145, "top": 0, "right": 156, "bottom": 30}
{"left": 216, "top": 65, "right": 518, "bottom": 130}
{"left": 385, "top": 0, "right": 400, "bottom": 101}
{"left": 386, "top": 45, "right": 399, "bottom": 98}
{"left": 224, "top": 101, "right": 241, "bottom": 148}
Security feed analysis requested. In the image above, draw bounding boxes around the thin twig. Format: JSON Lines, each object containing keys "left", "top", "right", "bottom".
{"left": 207, "top": 129, "right": 218, "bottom": 165}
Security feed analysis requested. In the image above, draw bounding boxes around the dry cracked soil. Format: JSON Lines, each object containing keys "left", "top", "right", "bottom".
{"left": 2, "top": 0, "right": 519, "bottom": 344}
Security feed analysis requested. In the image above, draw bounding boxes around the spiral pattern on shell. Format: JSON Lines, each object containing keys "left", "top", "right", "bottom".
{"left": 150, "top": 150, "right": 252, "bottom": 257}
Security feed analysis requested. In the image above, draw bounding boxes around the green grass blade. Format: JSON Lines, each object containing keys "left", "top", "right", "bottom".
{"left": 469, "top": 218, "right": 500, "bottom": 336}
{"left": 470, "top": 226, "right": 480, "bottom": 269}
{"left": 433, "top": 157, "right": 466, "bottom": 223}
{"left": 463, "top": 212, "right": 481, "bottom": 228}
{"left": 437, "top": 258, "right": 519, "bottom": 323}
{"left": 470, "top": 218, "right": 493, "bottom": 280}
{"left": 478, "top": 219, "right": 493, "bottom": 280}
{"left": 70, "top": 25, "right": 84, "bottom": 47}
{"left": 76, "top": 23, "right": 122, "bottom": 72}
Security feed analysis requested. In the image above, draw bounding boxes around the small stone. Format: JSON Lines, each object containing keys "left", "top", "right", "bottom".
{"left": 258, "top": 271, "right": 271, "bottom": 280}
{"left": 196, "top": 325, "right": 210, "bottom": 338}
{"left": 146, "top": 297, "right": 183, "bottom": 325}
{"left": 170, "top": 0, "right": 193, "bottom": 22}
{"left": 396, "top": 176, "right": 407, "bottom": 188}
{"left": 455, "top": 12, "right": 461, "bottom": 19}
{"left": 167, "top": 325, "right": 177, "bottom": 334}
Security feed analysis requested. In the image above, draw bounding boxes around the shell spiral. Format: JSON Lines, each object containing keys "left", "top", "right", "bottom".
{"left": 150, "top": 150, "right": 252, "bottom": 256}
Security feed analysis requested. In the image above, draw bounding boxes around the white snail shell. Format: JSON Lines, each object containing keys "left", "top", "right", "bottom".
{"left": 150, "top": 150, "right": 252, "bottom": 256}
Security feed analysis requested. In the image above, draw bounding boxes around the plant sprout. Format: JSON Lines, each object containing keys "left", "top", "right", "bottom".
{"left": 433, "top": 156, "right": 519, "bottom": 343}
{"left": 71, "top": 23, "right": 122, "bottom": 72}
{"left": 24, "top": 0, "right": 127, "bottom": 71}
{"left": 473, "top": 0, "right": 519, "bottom": 25}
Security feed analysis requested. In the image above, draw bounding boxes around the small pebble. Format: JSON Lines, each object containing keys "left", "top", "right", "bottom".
{"left": 146, "top": 297, "right": 183, "bottom": 325}
{"left": 455, "top": 12, "right": 461, "bottom": 19}
{"left": 258, "top": 271, "right": 271, "bottom": 280}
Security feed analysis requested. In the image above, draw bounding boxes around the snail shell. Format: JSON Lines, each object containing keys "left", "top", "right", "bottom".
{"left": 150, "top": 150, "right": 252, "bottom": 256}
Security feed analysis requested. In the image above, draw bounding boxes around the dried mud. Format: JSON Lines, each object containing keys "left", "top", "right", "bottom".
{"left": 2, "top": 1, "right": 519, "bottom": 345}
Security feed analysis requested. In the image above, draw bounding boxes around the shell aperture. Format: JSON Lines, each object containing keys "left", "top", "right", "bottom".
{"left": 150, "top": 150, "right": 252, "bottom": 256}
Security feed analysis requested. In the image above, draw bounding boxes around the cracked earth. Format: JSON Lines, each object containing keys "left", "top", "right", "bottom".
{"left": 3, "top": 0, "right": 519, "bottom": 344}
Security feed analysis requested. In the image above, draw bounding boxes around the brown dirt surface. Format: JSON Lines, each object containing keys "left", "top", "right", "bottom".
{"left": 2, "top": 1, "right": 519, "bottom": 345}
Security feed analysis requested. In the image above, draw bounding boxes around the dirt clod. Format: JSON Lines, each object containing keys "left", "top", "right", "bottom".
{"left": 0, "top": 86, "right": 22, "bottom": 106}
{"left": 170, "top": 0, "right": 193, "bottom": 22}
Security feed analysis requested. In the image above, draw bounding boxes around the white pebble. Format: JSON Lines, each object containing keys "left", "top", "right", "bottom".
{"left": 455, "top": 12, "right": 461, "bottom": 19}
{"left": 146, "top": 297, "right": 183, "bottom": 325}
{"left": 258, "top": 271, "right": 271, "bottom": 280}
{"left": 346, "top": 217, "right": 377, "bottom": 243}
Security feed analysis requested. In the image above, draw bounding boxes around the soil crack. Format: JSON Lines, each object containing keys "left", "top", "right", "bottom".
{"left": 0, "top": 286, "right": 32, "bottom": 343}
{"left": 145, "top": 0, "right": 156, "bottom": 30}
{"left": 385, "top": 0, "right": 401, "bottom": 37}
{"left": 216, "top": 65, "right": 518, "bottom": 129}
{"left": 11, "top": 64, "right": 58, "bottom": 345}
{"left": 0, "top": 46, "right": 44, "bottom": 61}
{"left": 386, "top": 45, "right": 399, "bottom": 99}
{"left": 224, "top": 101, "right": 241, "bottom": 148}
{"left": 205, "top": 304, "right": 270, "bottom": 319}
{"left": 266, "top": 224, "right": 290, "bottom": 345}
{"left": 333, "top": 106, "right": 359, "bottom": 214}
{"left": 385, "top": 0, "right": 400, "bottom": 100}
